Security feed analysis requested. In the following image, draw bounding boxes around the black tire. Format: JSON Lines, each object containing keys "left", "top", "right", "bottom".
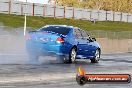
{"left": 91, "top": 49, "right": 100, "bottom": 63}
{"left": 67, "top": 47, "right": 77, "bottom": 63}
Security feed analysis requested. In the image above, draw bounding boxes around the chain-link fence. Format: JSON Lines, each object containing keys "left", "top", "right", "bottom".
{"left": 88, "top": 30, "right": 132, "bottom": 39}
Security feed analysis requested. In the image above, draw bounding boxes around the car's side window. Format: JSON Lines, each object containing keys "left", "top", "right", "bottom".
{"left": 74, "top": 28, "right": 83, "bottom": 39}
{"left": 81, "top": 30, "right": 90, "bottom": 40}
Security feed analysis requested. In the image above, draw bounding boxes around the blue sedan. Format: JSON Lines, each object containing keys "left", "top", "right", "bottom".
{"left": 26, "top": 25, "right": 101, "bottom": 63}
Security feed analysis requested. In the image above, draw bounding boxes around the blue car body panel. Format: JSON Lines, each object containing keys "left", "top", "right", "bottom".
{"left": 26, "top": 25, "right": 101, "bottom": 59}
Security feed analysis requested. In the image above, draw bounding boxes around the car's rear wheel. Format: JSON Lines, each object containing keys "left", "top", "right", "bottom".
{"left": 90, "top": 49, "right": 100, "bottom": 63}
{"left": 68, "top": 48, "right": 77, "bottom": 63}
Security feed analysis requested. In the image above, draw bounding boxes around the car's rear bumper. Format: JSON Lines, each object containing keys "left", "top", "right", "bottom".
{"left": 26, "top": 41, "right": 69, "bottom": 56}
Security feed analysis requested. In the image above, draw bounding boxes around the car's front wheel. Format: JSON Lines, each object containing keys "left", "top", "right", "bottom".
{"left": 90, "top": 49, "right": 100, "bottom": 63}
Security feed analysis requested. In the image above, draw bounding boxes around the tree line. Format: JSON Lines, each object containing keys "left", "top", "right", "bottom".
{"left": 57, "top": 0, "right": 132, "bottom": 13}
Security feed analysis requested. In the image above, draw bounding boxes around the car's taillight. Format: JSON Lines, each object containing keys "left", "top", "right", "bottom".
{"left": 25, "top": 34, "right": 31, "bottom": 40}
{"left": 56, "top": 37, "right": 64, "bottom": 43}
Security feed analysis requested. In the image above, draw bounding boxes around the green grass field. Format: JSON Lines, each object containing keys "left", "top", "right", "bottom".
{"left": 0, "top": 13, "right": 132, "bottom": 32}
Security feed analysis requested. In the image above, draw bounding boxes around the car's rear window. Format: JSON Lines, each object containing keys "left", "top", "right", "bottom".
{"left": 39, "top": 26, "right": 71, "bottom": 35}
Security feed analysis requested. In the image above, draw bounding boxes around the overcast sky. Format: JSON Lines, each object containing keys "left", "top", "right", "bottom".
{"left": 16, "top": 0, "right": 49, "bottom": 4}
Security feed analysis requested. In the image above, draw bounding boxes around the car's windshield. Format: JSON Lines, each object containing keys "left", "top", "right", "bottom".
{"left": 38, "top": 26, "right": 71, "bottom": 35}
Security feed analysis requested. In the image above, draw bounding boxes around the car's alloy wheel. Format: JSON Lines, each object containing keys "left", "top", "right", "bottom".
{"left": 69, "top": 48, "right": 77, "bottom": 63}
{"left": 91, "top": 49, "right": 100, "bottom": 63}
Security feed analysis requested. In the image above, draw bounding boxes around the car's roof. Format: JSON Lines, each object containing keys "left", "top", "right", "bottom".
{"left": 45, "top": 25, "right": 74, "bottom": 29}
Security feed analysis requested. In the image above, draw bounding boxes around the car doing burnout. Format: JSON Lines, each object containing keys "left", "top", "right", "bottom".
{"left": 26, "top": 25, "right": 101, "bottom": 63}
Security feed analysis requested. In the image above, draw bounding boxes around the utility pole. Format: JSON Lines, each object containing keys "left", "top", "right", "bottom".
{"left": 24, "top": 0, "right": 27, "bottom": 36}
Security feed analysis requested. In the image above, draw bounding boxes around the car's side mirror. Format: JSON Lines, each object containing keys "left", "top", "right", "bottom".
{"left": 87, "top": 38, "right": 93, "bottom": 42}
{"left": 92, "top": 38, "right": 96, "bottom": 41}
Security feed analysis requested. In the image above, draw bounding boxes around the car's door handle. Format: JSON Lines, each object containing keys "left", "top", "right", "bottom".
{"left": 79, "top": 49, "right": 82, "bottom": 51}
{"left": 88, "top": 45, "right": 92, "bottom": 46}
{"left": 85, "top": 50, "right": 89, "bottom": 51}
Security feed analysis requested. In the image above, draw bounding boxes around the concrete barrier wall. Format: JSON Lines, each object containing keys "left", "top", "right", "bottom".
{"left": 0, "top": 0, "right": 132, "bottom": 22}
{"left": 88, "top": 30, "right": 132, "bottom": 54}
{"left": 97, "top": 38, "right": 132, "bottom": 54}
